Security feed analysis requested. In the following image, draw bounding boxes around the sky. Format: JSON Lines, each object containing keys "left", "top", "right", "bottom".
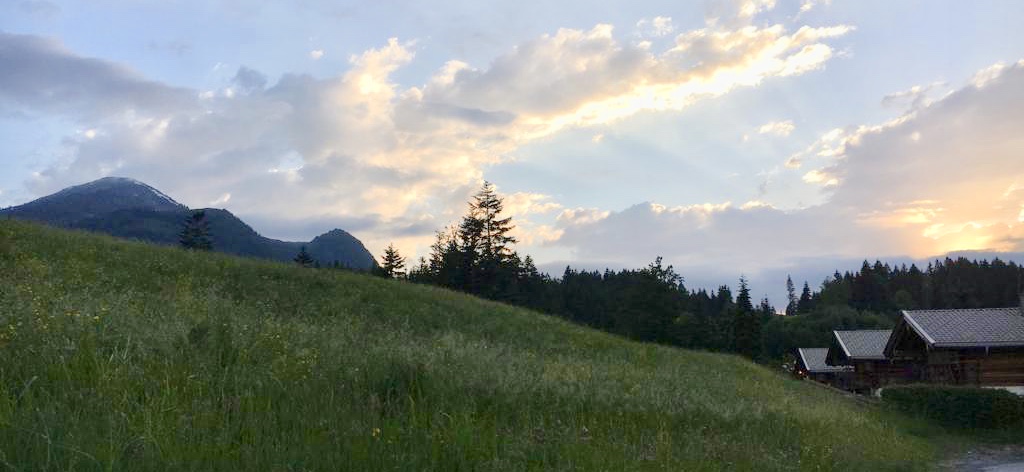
{"left": 3, "top": 0, "right": 1024, "bottom": 305}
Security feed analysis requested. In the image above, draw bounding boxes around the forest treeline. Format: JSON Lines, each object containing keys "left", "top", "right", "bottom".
{"left": 370, "top": 183, "right": 1024, "bottom": 362}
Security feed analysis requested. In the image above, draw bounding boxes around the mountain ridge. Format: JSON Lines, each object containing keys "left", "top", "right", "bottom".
{"left": 0, "top": 177, "right": 377, "bottom": 269}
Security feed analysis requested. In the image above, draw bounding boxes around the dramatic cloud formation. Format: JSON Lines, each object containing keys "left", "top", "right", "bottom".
{"left": 0, "top": 7, "right": 850, "bottom": 257}
{"left": 546, "top": 60, "right": 1024, "bottom": 299}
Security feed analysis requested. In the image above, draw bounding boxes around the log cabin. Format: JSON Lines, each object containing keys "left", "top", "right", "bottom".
{"left": 883, "top": 307, "right": 1024, "bottom": 390}
{"left": 794, "top": 347, "right": 852, "bottom": 389}
{"left": 826, "top": 329, "right": 919, "bottom": 393}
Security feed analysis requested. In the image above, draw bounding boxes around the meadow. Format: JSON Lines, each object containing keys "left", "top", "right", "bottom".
{"left": 0, "top": 219, "right": 943, "bottom": 471}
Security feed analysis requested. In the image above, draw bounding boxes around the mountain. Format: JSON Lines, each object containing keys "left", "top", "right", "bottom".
{"left": 0, "top": 177, "right": 376, "bottom": 269}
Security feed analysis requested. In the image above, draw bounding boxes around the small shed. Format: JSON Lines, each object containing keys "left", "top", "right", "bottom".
{"left": 826, "top": 329, "right": 918, "bottom": 393}
{"left": 795, "top": 347, "right": 852, "bottom": 389}
{"left": 883, "top": 308, "right": 1024, "bottom": 387}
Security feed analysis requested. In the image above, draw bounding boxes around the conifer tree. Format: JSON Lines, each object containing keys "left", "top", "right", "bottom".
{"left": 458, "top": 181, "right": 518, "bottom": 298}
{"left": 472, "top": 181, "right": 516, "bottom": 260}
{"left": 179, "top": 209, "right": 212, "bottom": 250}
{"left": 379, "top": 243, "right": 406, "bottom": 278}
{"left": 797, "top": 282, "right": 814, "bottom": 314}
{"left": 785, "top": 275, "right": 797, "bottom": 316}
{"left": 732, "top": 276, "right": 761, "bottom": 359}
{"left": 759, "top": 297, "right": 775, "bottom": 319}
{"left": 294, "top": 245, "right": 314, "bottom": 267}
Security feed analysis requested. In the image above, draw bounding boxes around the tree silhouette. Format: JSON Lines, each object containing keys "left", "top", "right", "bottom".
{"left": 797, "top": 282, "right": 814, "bottom": 314}
{"left": 379, "top": 243, "right": 406, "bottom": 278}
{"left": 785, "top": 275, "right": 797, "bottom": 316}
{"left": 733, "top": 276, "right": 761, "bottom": 359}
{"left": 459, "top": 181, "right": 517, "bottom": 298}
{"left": 294, "top": 245, "right": 314, "bottom": 267}
{"left": 179, "top": 209, "right": 212, "bottom": 250}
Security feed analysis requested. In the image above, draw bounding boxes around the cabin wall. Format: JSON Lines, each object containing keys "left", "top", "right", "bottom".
{"left": 925, "top": 350, "right": 1024, "bottom": 386}
{"left": 808, "top": 371, "right": 851, "bottom": 390}
{"left": 850, "top": 360, "right": 921, "bottom": 391}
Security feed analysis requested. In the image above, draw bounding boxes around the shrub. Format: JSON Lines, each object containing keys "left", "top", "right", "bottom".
{"left": 881, "top": 384, "right": 1024, "bottom": 429}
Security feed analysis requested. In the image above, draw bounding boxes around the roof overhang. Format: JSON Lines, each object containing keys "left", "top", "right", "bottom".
{"left": 888, "top": 309, "right": 1024, "bottom": 353}
{"left": 797, "top": 348, "right": 811, "bottom": 370}
{"left": 798, "top": 348, "right": 852, "bottom": 373}
{"left": 825, "top": 333, "right": 849, "bottom": 366}
{"left": 931, "top": 342, "right": 1024, "bottom": 349}
{"left": 902, "top": 311, "right": 937, "bottom": 346}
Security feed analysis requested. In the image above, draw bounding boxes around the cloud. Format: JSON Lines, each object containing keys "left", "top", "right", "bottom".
{"left": 706, "top": 0, "right": 777, "bottom": 24}
{"left": 881, "top": 82, "right": 946, "bottom": 110}
{"left": 309, "top": 49, "right": 325, "bottom": 60}
{"left": 796, "top": 0, "right": 830, "bottom": 17}
{"left": 802, "top": 169, "right": 837, "bottom": 186}
{"left": 738, "top": 0, "right": 777, "bottom": 19}
{"left": 503, "top": 192, "right": 562, "bottom": 218}
{"left": 210, "top": 193, "right": 232, "bottom": 206}
{"left": 757, "top": 120, "right": 795, "bottom": 136}
{"left": 553, "top": 201, "right": 897, "bottom": 271}
{"left": 417, "top": 22, "right": 850, "bottom": 138}
{"left": 2, "top": 12, "right": 849, "bottom": 258}
{"left": 544, "top": 59, "right": 1024, "bottom": 303}
{"left": 231, "top": 66, "right": 268, "bottom": 93}
{"left": 819, "top": 60, "right": 1024, "bottom": 255}
{"left": 636, "top": 16, "right": 675, "bottom": 37}
{"left": 0, "top": 33, "right": 196, "bottom": 119}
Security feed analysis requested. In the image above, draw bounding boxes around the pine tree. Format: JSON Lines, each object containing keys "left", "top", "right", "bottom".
{"left": 736, "top": 276, "right": 754, "bottom": 313}
{"left": 179, "top": 209, "right": 212, "bottom": 250}
{"left": 379, "top": 243, "right": 406, "bottom": 278}
{"left": 294, "top": 245, "right": 314, "bottom": 267}
{"left": 474, "top": 181, "right": 516, "bottom": 260}
{"left": 759, "top": 297, "right": 775, "bottom": 319}
{"left": 458, "top": 181, "right": 518, "bottom": 298}
{"left": 733, "top": 276, "right": 761, "bottom": 359}
{"left": 797, "top": 281, "right": 814, "bottom": 314}
{"left": 785, "top": 275, "right": 797, "bottom": 316}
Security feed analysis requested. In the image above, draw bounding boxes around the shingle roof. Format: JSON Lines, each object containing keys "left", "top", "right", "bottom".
{"left": 797, "top": 348, "right": 851, "bottom": 373}
{"left": 902, "top": 308, "right": 1024, "bottom": 348}
{"left": 833, "top": 330, "right": 892, "bottom": 360}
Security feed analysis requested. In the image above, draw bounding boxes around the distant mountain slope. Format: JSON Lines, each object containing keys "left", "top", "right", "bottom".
{"left": 0, "top": 177, "right": 376, "bottom": 269}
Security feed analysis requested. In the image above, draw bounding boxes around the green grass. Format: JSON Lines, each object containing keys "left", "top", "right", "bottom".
{"left": 0, "top": 219, "right": 942, "bottom": 471}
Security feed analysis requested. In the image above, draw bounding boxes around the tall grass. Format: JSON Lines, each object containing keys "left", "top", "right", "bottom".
{"left": 0, "top": 220, "right": 937, "bottom": 470}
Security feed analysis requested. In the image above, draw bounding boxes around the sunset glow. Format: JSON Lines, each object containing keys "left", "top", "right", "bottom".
{"left": 2, "top": 0, "right": 1023, "bottom": 303}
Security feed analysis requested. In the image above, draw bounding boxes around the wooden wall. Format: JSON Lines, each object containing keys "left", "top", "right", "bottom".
{"left": 849, "top": 360, "right": 921, "bottom": 392}
{"left": 925, "top": 350, "right": 1024, "bottom": 386}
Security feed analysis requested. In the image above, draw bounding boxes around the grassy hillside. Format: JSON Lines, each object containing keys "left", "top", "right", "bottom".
{"left": 0, "top": 220, "right": 937, "bottom": 471}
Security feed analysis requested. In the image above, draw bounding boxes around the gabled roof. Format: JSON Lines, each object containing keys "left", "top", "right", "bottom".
{"left": 797, "top": 348, "right": 851, "bottom": 373}
{"left": 887, "top": 308, "right": 1024, "bottom": 353}
{"left": 832, "top": 330, "right": 892, "bottom": 360}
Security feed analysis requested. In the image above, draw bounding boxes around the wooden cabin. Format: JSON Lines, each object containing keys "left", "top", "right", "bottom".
{"left": 826, "top": 329, "right": 919, "bottom": 393}
{"left": 883, "top": 308, "right": 1024, "bottom": 388}
{"left": 794, "top": 347, "right": 852, "bottom": 389}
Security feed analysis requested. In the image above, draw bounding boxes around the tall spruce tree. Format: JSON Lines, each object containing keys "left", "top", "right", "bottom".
{"left": 459, "top": 181, "right": 518, "bottom": 299}
{"left": 733, "top": 276, "right": 761, "bottom": 359}
{"left": 379, "top": 243, "right": 406, "bottom": 278}
{"left": 797, "top": 282, "right": 814, "bottom": 314}
{"left": 785, "top": 275, "right": 797, "bottom": 316}
{"left": 294, "top": 245, "right": 314, "bottom": 267}
{"left": 179, "top": 209, "right": 212, "bottom": 250}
